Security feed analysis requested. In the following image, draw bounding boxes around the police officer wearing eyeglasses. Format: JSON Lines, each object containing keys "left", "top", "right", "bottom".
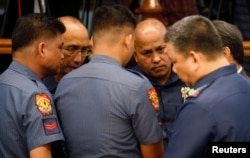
{"left": 43, "top": 16, "right": 91, "bottom": 94}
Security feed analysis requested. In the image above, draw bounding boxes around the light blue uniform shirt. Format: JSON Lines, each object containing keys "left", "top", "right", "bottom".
{"left": 55, "top": 55, "right": 163, "bottom": 158}
{"left": 0, "top": 61, "right": 64, "bottom": 158}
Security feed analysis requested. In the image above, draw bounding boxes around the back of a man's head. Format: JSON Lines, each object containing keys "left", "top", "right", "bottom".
{"left": 12, "top": 13, "right": 65, "bottom": 53}
{"left": 164, "top": 15, "right": 223, "bottom": 61}
{"left": 212, "top": 20, "right": 244, "bottom": 65}
{"left": 91, "top": 4, "right": 137, "bottom": 41}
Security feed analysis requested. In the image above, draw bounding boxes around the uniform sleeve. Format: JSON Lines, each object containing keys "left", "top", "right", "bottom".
{"left": 165, "top": 101, "right": 216, "bottom": 158}
{"left": 132, "top": 83, "right": 163, "bottom": 144}
{"left": 22, "top": 91, "right": 64, "bottom": 151}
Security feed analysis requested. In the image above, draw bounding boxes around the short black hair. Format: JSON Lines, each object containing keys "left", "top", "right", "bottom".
{"left": 165, "top": 15, "right": 223, "bottom": 60}
{"left": 91, "top": 4, "right": 137, "bottom": 36}
{"left": 213, "top": 20, "right": 244, "bottom": 65}
{"left": 12, "top": 13, "right": 66, "bottom": 52}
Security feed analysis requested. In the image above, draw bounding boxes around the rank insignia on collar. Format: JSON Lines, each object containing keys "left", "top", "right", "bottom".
{"left": 147, "top": 87, "right": 159, "bottom": 112}
{"left": 35, "top": 93, "right": 53, "bottom": 116}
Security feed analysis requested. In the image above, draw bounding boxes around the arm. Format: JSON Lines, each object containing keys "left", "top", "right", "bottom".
{"left": 30, "top": 144, "right": 52, "bottom": 158}
{"left": 140, "top": 140, "right": 164, "bottom": 158}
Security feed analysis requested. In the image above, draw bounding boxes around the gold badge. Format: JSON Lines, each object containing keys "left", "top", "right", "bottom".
{"left": 35, "top": 93, "right": 53, "bottom": 116}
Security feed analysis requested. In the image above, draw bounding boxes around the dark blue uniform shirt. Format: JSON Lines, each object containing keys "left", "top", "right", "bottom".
{"left": 43, "top": 76, "right": 58, "bottom": 95}
{"left": 165, "top": 64, "right": 250, "bottom": 158}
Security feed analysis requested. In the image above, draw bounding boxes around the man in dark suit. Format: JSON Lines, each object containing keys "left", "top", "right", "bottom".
{"left": 213, "top": 20, "right": 250, "bottom": 80}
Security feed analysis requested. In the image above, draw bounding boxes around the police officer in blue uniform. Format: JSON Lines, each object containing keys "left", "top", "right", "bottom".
{"left": 164, "top": 15, "right": 250, "bottom": 158}
{"left": 0, "top": 13, "right": 65, "bottom": 158}
{"left": 54, "top": 5, "right": 164, "bottom": 158}
{"left": 133, "top": 18, "right": 185, "bottom": 148}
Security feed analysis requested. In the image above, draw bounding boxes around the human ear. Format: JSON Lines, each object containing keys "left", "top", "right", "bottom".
{"left": 189, "top": 50, "right": 200, "bottom": 72}
{"left": 124, "top": 34, "right": 133, "bottom": 48}
{"left": 223, "top": 46, "right": 233, "bottom": 63}
{"left": 38, "top": 42, "right": 46, "bottom": 58}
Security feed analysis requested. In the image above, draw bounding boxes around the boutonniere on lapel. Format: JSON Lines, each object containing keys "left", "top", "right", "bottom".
{"left": 181, "top": 84, "right": 209, "bottom": 102}
{"left": 181, "top": 87, "right": 199, "bottom": 102}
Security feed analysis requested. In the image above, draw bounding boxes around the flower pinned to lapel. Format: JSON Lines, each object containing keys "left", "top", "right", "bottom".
{"left": 181, "top": 84, "right": 209, "bottom": 102}
{"left": 181, "top": 87, "right": 200, "bottom": 102}
{"left": 188, "top": 88, "right": 199, "bottom": 97}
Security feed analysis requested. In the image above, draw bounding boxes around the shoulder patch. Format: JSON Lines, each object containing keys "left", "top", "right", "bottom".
{"left": 35, "top": 93, "right": 53, "bottom": 116}
{"left": 147, "top": 87, "right": 159, "bottom": 112}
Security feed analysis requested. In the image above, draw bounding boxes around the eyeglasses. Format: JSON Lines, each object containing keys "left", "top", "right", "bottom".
{"left": 62, "top": 47, "right": 90, "bottom": 57}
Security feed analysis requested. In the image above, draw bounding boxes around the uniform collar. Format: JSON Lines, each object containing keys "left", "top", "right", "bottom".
{"left": 181, "top": 64, "right": 237, "bottom": 102}
{"left": 164, "top": 72, "right": 180, "bottom": 85}
{"left": 90, "top": 55, "right": 121, "bottom": 67}
{"left": 193, "top": 64, "right": 237, "bottom": 89}
{"left": 9, "top": 61, "right": 42, "bottom": 83}
{"left": 131, "top": 64, "right": 180, "bottom": 86}
{"left": 150, "top": 71, "right": 180, "bottom": 86}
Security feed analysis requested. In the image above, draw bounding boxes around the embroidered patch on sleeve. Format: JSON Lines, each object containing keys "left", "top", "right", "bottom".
{"left": 43, "top": 118, "right": 60, "bottom": 135}
{"left": 147, "top": 87, "right": 159, "bottom": 112}
{"left": 35, "top": 93, "right": 53, "bottom": 116}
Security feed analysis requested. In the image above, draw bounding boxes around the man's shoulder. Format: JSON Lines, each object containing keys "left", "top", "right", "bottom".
{"left": 127, "top": 68, "right": 149, "bottom": 81}
{"left": 0, "top": 68, "right": 45, "bottom": 93}
{"left": 0, "top": 68, "right": 33, "bottom": 86}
